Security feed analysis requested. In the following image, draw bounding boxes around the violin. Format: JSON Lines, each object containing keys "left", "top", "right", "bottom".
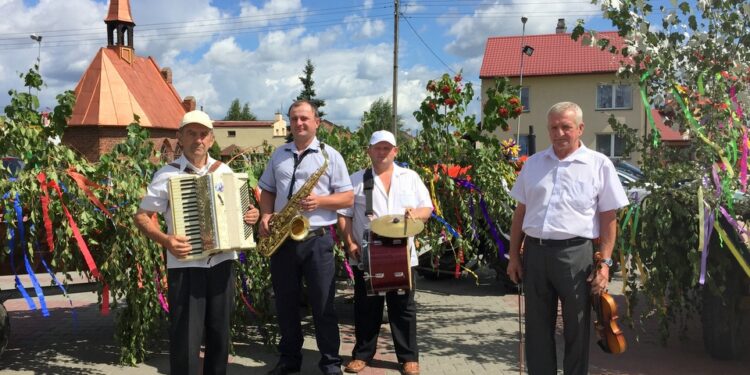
{"left": 592, "top": 252, "right": 627, "bottom": 354}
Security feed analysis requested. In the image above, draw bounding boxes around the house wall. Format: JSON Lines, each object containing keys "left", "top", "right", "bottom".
{"left": 213, "top": 126, "right": 288, "bottom": 152}
{"left": 63, "top": 126, "right": 177, "bottom": 162}
{"left": 481, "top": 73, "right": 644, "bottom": 162}
{"left": 213, "top": 116, "right": 288, "bottom": 152}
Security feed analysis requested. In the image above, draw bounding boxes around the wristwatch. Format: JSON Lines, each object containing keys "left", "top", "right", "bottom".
{"left": 601, "top": 258, "right": 614, "bottom": 267}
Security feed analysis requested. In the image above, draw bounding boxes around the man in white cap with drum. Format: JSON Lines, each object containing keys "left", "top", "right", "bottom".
{"left": 337, "top": 130, "right": 433, "bottom": 375}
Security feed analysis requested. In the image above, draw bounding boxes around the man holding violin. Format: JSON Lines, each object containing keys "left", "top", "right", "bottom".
{"left": 506, "top": 102, "right": 629, "bottom": 374}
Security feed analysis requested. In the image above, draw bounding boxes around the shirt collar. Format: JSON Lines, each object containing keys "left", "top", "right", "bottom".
{"left": 284, "top": 137, "right": 321, "bottom": 154}
{"left": 542, "top": 142, "right": 592, "bottom": 164}
{"left": 174, "top": 154, "right": 217, "bottom": 173}
{"left": 392, "top": 162, "right": 409, "bottom": 176}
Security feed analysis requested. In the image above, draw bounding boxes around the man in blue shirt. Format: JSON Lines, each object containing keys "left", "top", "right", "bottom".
{"left": 258, "top": 100, "right": 353, "bottom": 375}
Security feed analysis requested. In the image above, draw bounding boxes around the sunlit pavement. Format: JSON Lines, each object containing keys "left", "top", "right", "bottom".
{"left": 1, "top": 269, "right": 748, "bottom": 374}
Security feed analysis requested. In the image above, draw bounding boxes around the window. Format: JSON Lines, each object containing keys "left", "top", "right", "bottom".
{"left": 596, "top": 84, "right": 632, "bottom": 109}
{"left": 596, "top": 133, "right": 626, "bottom": 158}
{"left": 520, "top": 87, "right": 530, "bottom": 112}
{"left": 517, "top": 135, "right": 529, "bottom": 156}
{"left": 228, "top": 130, "right": 236, "bottom": 137}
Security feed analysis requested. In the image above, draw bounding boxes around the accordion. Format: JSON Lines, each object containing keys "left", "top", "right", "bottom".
{"left": 168, "top": 172, "right": 257, "bottom": 260}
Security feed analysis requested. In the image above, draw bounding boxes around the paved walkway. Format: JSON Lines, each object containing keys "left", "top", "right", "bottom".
{"left": 0, "top": 269, "right": 748, "bottom": 374}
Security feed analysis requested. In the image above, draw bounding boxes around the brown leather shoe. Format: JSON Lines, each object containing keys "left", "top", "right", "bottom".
{"left": 401, "top": 361, "right": 420, "bottom": 375}
{"left": 344, "top": 359, "right": 367, "bottom": 373}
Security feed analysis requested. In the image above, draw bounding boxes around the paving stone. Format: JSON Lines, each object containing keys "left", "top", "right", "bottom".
{"left": 0, "top": 269, "right": 748, "bottom": 374}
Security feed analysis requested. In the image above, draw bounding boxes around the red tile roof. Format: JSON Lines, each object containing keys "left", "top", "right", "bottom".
{"left": 480, "top": 31, "right": 627, "bottom": 78}
{"left": 69, "top": 47, "right": 185, "bottom": 129}
{"left": 652, "top": 108, "right": 688, "bottom": 142}
{"left": 105, "top": 0, "right": 134, "bottom": 23}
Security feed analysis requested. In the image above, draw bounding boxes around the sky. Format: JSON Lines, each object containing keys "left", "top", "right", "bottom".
{"left": 0, "top": 0, "right": 651, "bottom": 132}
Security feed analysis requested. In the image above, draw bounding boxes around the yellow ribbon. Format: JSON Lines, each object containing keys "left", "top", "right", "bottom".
{"left": 712, "top": 221, "right": 750, "bottom": 278}
{"left": 422, "top": 167, "right": 442, "bottom": 216}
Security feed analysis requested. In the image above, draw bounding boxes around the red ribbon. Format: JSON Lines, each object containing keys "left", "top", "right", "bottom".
{"left": 48, "top": 177, "right": 109, "bottom": 315}
{"left": 36, "top": 173, "right": 55, "bottom": 253}
{"left": 66, "top": 169, "right": 113, "bottom": 218}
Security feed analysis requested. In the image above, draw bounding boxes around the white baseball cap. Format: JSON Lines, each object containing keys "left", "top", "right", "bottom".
{"left": 180, "top": 110, "right": 214, "bottom": 129}
{"left": 369, "top": 130, "right": 397, "bottom": 146}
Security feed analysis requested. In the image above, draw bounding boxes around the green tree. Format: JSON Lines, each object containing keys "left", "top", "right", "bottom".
{"left": 240, "top": 103, "right": 257, "bottom": 120}
{"left": 319, "top": 72, "right": 523, "bottom": 281}
{"left": 209, "top": 140, "right": 222, "bottom": 160}
{"left": 359, "top": 97, "right": 405, "bottom": 143}
{"left": 224, "top": 98, "right": 257, "bottom": 121}
{"left": 574, "top": 0, "right": 750, "bottom": 346}
{"left": 296, "top": 58, "right": 326, "bottom": 117}
{"left": 1, "top": 67, "right": 166, "bottom": 364}
{"left": 0, "top": 67, "right": 279, "bottom": 364}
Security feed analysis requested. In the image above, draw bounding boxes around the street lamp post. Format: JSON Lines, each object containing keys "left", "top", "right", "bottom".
{"left": 516, "top": 17, "right": 528, "bottom": 146}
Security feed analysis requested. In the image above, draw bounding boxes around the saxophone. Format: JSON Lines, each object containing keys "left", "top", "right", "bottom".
{"left": 258, "top": 146, "right": 329, "bottom": 257}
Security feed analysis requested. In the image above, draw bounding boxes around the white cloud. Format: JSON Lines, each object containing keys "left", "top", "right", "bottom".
{"left": 4, "top": 0, "right": 607, "bottom": 135}
{"left": 441, "top": 1, "right": 600, "bottom": 59}
{"left": 239, "top": 0, "right": 306, "bottom": 27}
{"left": 344, "top": 14, "right": 386, "bottom": 40}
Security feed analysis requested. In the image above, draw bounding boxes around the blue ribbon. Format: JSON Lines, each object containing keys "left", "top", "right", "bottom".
{"left": 13, "top": 193, "right": 49, "bottom": 316}
{"left": 33, "top": 233, "right": 76, "bottom": 324}
{"left": 6, "top": 193, "right": 37, "bottom": 312}
{"left": 453, "top": 179, "right": 507, "bottom": 258}
{"left": 431, "top": 213, "right": 460, "bottom": 238}
{"left": 699, "top": 210, "right": 714, "bottom": 285}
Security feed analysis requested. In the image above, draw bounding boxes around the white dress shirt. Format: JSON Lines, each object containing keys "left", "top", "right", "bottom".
{"left": 139, "top": 155, "right": 237, "bottom": 269}
{"left": 510, "top": 144, "right": 629, "bottom": 240}
{"left": 338, "top": 163, "right": 433, "bottom": 267}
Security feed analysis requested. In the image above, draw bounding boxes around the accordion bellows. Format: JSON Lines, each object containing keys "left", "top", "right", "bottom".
{"left": 168, "top": 172, "right": 257, "bottom": 260}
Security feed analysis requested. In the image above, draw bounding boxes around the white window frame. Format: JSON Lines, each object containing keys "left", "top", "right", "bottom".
{"left": 596, "top": 84, "right": 633, "bottom": 110}
{"left": 596, "top": 133, "right": 626, "bottom": 158}
{"left": 228, "top": 130, "right": 236, "bottom": 137}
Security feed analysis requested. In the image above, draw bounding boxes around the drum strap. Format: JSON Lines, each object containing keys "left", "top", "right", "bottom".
{"left": 364, "top": 168, "right": 374, "bottom": 217}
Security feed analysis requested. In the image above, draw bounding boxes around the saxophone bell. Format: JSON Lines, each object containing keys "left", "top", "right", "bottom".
{"left": 289, "top": 215, "right": 310, "bottom": 241}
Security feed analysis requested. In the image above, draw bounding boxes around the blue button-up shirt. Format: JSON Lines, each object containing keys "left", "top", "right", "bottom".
{"left": 258, "top": 138, "right": 352, "bottom": 227}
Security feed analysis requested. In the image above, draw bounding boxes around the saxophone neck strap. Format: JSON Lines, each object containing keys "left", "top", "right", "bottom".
{"left": 287, "top": 143, "right": 326, "bottom": 200}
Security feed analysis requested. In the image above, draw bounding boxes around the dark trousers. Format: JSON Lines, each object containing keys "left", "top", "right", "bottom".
{"left": 167, "top": 259, "right": 235, "bottom": 375}
{"left": 270, "top": 234, "right": 342, "bottom": 373}
{"left": 523, "top": 240, "right": 593, "bottom": 375}
{"left": 351, "top": 267, "right": 418, "bottom": 364}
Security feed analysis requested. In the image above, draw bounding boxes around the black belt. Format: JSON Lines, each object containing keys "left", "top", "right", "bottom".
{"left": 302, "top": 227, "right": 327, "bottom": 241}
{"left": 525, "top": 235, "right": 590, "bottom": 247}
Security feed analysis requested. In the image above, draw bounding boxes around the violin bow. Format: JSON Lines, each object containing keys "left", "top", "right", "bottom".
{"left": 518, "top": 281, "right": 525, "bottom": 375}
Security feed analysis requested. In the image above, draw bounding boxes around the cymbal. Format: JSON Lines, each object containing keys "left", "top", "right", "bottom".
{"left": 370, "top": 214, "right": 424, "bottom": 238}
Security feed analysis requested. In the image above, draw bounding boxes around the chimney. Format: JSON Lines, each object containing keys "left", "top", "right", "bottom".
{"left": 182, "top": 96, "right": 196, "bottom": 112}
{"left": 160, "top": 67, "right": 173, "bottom": 84}
{"left": 556, "top": 18, "right": 566, "bottom": 34}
